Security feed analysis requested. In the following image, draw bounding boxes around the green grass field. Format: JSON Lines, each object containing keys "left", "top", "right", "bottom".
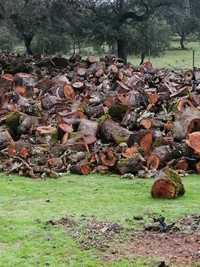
{"left": 0, "top": 173, "right": 200, "bottom": 267}
{"left": 128, "top": 41, "right": 200, "bottom": 69}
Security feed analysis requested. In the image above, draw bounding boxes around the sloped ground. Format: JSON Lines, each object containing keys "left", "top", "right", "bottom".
{"left": 1, "top": 174, "right": 200, "bottom": 266}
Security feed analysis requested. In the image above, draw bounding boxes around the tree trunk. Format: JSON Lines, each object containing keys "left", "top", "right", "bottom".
{"left": 140, "top": 51, "right": 145, "bottom": 65}
{"left": 180, "top": 34, "right": 186, "bottom": 50}
{"left": 24, "top": 35, "right": 33, "bottom": 55}
{"left": 117, "top": 38, "right": 127, "bottom": 63}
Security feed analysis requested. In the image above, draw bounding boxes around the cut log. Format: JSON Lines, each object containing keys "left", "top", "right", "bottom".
{"left": 122, "top": 145, "right": 139, "bottom": 158}
{"left": 173, "top": 108, "right": 200, "bottom": 140}
{"left": 140, "top": 118, "right": 152, "bottom": 129}
{"left": 175, "top": 158, "right": 189, "bottom": 171}
{"left": 116, "top": 153, "right": 145, "bottom": 175}
{"left": 100, "top": 119, "right": 132, "bottom": 144}
{"left": 186, "top": 131, "right": 200, "bottom": 154}
{"left": 99, "top": 148, "right": 117, "bottom": 167}
{"left": 128, "top": 130, "right": 153, "bottom": 155}
{"left": 147, "top": 145, "right": 174, "bottom": 170}
{"left": 151, "top": 168, "right": 185, "bottom": 199}
{"left": 78, "top": 119, "right": 98, "bottom": 137}
{"left": 70, "top": 159, "right": 91, "bottom": 175}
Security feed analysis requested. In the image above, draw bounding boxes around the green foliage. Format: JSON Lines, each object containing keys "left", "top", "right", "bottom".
{"left": 32, "top": 33, "right": 71, "bottom": 55}
{"left": 128, "top": 18, "right": 171, "bottom": 58}
{"left": 0, "top": 26, "right": 17, "bottom": 52}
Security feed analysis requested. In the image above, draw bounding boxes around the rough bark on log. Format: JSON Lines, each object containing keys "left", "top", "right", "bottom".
{"left": 151, "top": 168, "right": 185, "bottom": 199}
{"left": 100, "top": 119, "right": 132, "bottom": 144}
{"left": 116, "top": 153, "right": 145, "bottom": 175}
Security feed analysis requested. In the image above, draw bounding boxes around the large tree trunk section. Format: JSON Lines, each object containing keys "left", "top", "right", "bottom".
{"left": 100, "top": 119, "right": 132, "bottom": 144}
{"left": 151, "top": 168, "right": 185, "bottom": 199}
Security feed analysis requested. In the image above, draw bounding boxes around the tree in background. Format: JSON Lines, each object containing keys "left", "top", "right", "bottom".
{"left": 165, "top": 0, "right": 199, "bottom": 49}
{"left": 126, "top": 17, "right": 171, "bottom": 64}
{"left": 1, "top": 0, "right": 50, "bottom": 55}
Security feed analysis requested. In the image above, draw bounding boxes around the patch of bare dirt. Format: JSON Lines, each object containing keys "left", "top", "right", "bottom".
{"left": 48, "top": 215, "right": 200, "bottom": 266}
{"left": 105, "top": 232, "right": 200, "bottom": 266}
{"left": 48, "top": 216, "right": 124, "bottom": 251}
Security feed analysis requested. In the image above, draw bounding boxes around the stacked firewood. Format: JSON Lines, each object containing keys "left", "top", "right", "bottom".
{"left": 0, "top": 53, "right": 200, "bottom": 179}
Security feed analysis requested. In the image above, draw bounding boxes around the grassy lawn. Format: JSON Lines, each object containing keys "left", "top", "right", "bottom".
{"left": 128, "top": 41, "right": 200, "bottom": 70}
{"left": 0, "top": 173, "right": 200, "bottom": 266}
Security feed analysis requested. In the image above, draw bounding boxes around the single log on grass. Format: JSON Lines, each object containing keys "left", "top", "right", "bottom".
{"left": 100, "top": 119, "right": 132, "bottom": 144}
{"left": 151, "top": 168, "right": 185, "bottom": 199}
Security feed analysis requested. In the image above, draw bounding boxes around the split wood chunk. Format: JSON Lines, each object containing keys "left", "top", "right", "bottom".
{"left": 186, "top": 131, "right": 200, "bottom": 154}
{"left": 151, "top": 168, "right": 185, "bottom": 199}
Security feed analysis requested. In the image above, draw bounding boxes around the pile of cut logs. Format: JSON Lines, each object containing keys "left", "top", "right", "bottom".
{"left": 0, "top": 53, "right": 200, "bottom": 179}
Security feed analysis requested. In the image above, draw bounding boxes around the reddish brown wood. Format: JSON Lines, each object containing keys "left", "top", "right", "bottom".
{"left": 186, "top": 131, "right": 200, "bottom": 154}
{"left": 99, "top": 148, "right": 117, "bottom": 167}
